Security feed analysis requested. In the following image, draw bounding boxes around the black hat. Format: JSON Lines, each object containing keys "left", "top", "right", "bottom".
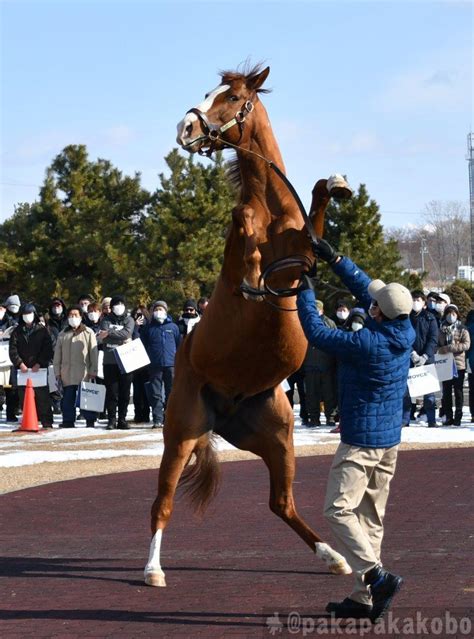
{"left": 183, "top": 298, "right": 197, "bottom": 311}
{"left": 110, "top": 295, "right": 125, "bottom": 307}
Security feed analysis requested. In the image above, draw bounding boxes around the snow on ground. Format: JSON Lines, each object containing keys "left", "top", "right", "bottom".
{"left": 0, "top": 404, "right": 473, "bottom": 469}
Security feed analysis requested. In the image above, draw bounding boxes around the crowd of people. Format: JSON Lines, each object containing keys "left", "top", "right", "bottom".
{"left": 0, "top": 293, "right": 209, "bottom": 430}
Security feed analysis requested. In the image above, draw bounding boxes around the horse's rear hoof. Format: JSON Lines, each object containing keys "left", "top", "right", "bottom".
{"left": 327, "top": 174, "right": 353, "bottom": 200}
{"left": 144, "top": 570, "right": 167, "bottom": 587}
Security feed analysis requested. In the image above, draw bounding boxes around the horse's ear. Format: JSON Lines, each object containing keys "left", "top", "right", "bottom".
{"left": 247, "top": 66, "right": 270, "bottom": 91}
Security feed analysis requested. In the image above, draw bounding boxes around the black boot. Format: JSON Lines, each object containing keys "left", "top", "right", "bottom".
{"left": 60, "top": 421, "right": 74, "bottom": 428}
{"left": 86, "top": 420, "right": 95, "bottom": 428}
{"left": 325, "top": 597, "right": 372, "bottom": 619}
{"left": 364, "top": 565, "right": 403, "bottom": 623}
{"left": 106, "top": 420, "right": 116, "bottom": 430}
{"left": 117, "top": 419, "right": 129, "bottom": 430}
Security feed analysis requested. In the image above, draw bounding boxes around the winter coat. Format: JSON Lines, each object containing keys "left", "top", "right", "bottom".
{"left": 177, "top": 314, "right": 200, "bottom": 336}
{"left": 9, "top": 322, "right": 54, "bottom": 369}
{"left": 438, "top": 321, "right": 470, "bottom": 371}
{"left": 141, "top": 316, "right": 181, "bottom": 367}
{"left": 465, "top": 314, "right": 474, "bottom": 371}
{"left": 304, "top": 315, "right": 337, "bottom": 372}
{"left": 409, "top": 308, "right": 439, "bottom": 365}
{"left": 53, "top": 324, "right": 98, "bottom": 386}
{"left": 297, "top": 256, "right": 415, "bottom": 449}
{"left": 99, "top": 312, "right": 135, "bottom": 365}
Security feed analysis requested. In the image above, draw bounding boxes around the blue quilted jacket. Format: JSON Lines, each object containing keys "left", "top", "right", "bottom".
{"left": 297, "top": 257, "right": 415, "bottom": 448}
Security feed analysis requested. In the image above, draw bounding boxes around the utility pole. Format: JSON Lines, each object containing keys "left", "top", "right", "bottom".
{"left": 420, "top": 237, "right": 428, "bottom": 272}
{"left": 467, "top": 133, "right": 474, "bottom": 265}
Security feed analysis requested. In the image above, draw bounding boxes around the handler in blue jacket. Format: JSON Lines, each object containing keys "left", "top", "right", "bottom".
{"left": 297, "top": 238, "right": 415, "bottom": 624}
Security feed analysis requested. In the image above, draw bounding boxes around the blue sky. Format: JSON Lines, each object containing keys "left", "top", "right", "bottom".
{"left": 1, "top": 0, "right": 472, "bottom": 228}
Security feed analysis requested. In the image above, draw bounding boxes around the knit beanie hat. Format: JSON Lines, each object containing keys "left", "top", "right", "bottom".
{"left": 153, "top": 300, "right": 168, "bottom": 312}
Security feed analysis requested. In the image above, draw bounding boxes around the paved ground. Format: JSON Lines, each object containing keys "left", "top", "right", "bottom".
{"left": 1, "top": 449, "right": 473, "bottom": 638}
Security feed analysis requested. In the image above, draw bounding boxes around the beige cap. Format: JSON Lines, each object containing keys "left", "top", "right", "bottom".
{"left": 368, "top": 279, "right": 413, "bottom": 320}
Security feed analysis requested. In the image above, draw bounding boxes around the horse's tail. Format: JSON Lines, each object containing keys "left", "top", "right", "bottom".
{"left": 179, "top": 435, "right": 221, "bottom": 514}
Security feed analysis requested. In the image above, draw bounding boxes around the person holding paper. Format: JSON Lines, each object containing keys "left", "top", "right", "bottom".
{"left": 53, "top": 305, "right": 99, "bottom": 428}
{"left": 438, "top": 304, "right": 470, "bottom": 426}
{"left": 9, "top": 303, "right": 54, "bottom": 429}
{"left": 297, "top": 238, "right": 415, "bottom": 623}
{"left": 402, "top": 290, "right": 439, "bottom": 428}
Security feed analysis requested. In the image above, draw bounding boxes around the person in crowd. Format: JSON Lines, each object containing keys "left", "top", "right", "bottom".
{"left": 131, "top": 305, "right": 150, "bottom": 424}
{"left": 433, "top": 292, "right": 450, "bottom": 325}
{"left": 9, "top": 303, "right": 54, "bottom": 429}
{"left": 53, "top": 305, "right": 99, "bottom": 428}
{"left": 343, "top": 307, "right": 367, "bottom": 333}
{"left": 303, "top": 299, "right": 337, "bottom": 427}
{"left": 84, "top": 302, "right": 102, "bottom": 334}
{"left": 438, "top": 304, "right": 470, "bottom": 426}
{"left": 177, "top": 299, "right": 200, "bottom": 336}
{"left": 402, "top": 290, "right": 439, "bottom": 428}
{"left": 0, "top": 303, "right": 15, "bottom": 420}
{"left": 465, "top": 309, "right": 474, "bottom": 423}
{"left": 77, "top": 294, "right": 95, "bottom": 319}
{"left": 101, "top": 297, "right": 112, "bottom": 316}
{"left": 197, "top": 297, "right": 209, "bottom": 315}
{"left": 426, "top": 292, "right": 438, "bottom": 314}
{"left": 285, "top": 367, "right": 308, "bottom": 425}
{"left": 99, "top": 295, "right": 135, "bottom": 430}
{"left": 47, "top": 298, "right": 68, "bottom": 342}
{"left": 5, "top": 294, "right": 21, "bottom": 324}
{"left": 297, "top": 237, "right": 414, "bottom": 622}
{"left": 142, "top": 300, "right": 181, "bottom": 429}
{"left": 331, "top": 299, "right": 351, "bottom": 329}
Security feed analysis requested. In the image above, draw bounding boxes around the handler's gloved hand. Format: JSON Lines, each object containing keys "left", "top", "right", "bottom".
{"left": 411, "top": 351, "right": 422, "bottom": 366}
{"left": 299, "top": 272, "right": 316, "bottom": 292}
{"left": 311, "top": 237, "right": 339, "bottom": 264}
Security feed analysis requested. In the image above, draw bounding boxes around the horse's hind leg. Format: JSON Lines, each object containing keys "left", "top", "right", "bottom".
{"left": 244, "top": 386, "right": 352, "bottom": 575}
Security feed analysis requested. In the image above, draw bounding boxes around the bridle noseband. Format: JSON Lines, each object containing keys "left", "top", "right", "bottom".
{"left": 183, "top": 94, "right": 320, "bottom": 310}
{"left": 185, "top": 99, "right": 254, "bottom": 158}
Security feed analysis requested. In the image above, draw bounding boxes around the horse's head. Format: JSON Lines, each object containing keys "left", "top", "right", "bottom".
{"left": 176, "top": 66, "right": 270, "bottom": 154}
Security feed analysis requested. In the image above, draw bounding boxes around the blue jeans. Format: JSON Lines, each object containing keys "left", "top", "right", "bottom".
{"left": 147, "top": 366, "right": 174, "bottom": 424}
{"left": 62, "top": 385, "right": 98, "bottom": 423}
{"left": 402, "top": 387, "right": 436, "bottom": 425}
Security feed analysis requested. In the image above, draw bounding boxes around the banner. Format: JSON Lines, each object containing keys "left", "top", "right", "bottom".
{"left": 17, "top": 368, "right": 48, "bottom": 387}
{"left": 407, "top": 364, "right": 440, "bottom": 399}
{"left": 113, "top": 338, "right": 150, "bottom": 374}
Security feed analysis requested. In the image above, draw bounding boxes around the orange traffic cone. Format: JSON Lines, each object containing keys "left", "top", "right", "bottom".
{"left": 15, "top": 378, "right": 39, "bottom": 433}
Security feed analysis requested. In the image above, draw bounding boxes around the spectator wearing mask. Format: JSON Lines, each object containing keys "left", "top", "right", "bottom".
{"left": 197, "top": 297, "right": 209, "bottom": 315}
{"left": 99, "top": 295, "right": 135, "bottom": 430}
{"left": 426, "top": 292, "right": 438, "bottom": 315}
{"left": 401, "top": 290, "right": 439, "bottom": 428}
{"left": 85, "top": 302, "right": 102, "bottom": 334}
{"left": 142, "top": 301, "right": 181, "bottom": 429}
{"left": 438, "top": 304, "right": 470, "bottom": 426}
{"left": 9, "top": 303, "right": 54, "bottom": 429}
{"left": 131, "top": 305, "right": 151, "bottom": 424}
{"left": 332, "top": 300, "right": 351, "bottom": 329}
{"left": 464, "top": 309, "right": 474, "bottom": 423}
{"left": 303, "top": 299, "right": 337, "bottom": 427}
{"left": 177, "top": 299, "right": 200, "bottom": 336}
{"left": 77, "top": 294, "right": 94, "bottom": 319}
{"left": 5, "top": 295, "right": 21, "bottom": 325}
{"left": 47, "top": 298, "right": 68, "bottom": 344}
{"left": 344, "top": 307, "right": 367, "bottom": 333}
{"left": 297, "top": 237, "right": 414, "bottom": 622}
{"left": 433, "top": 293, "right": 450, "bottom": 326}
{"left": 101, "top": 297, "right": 112, "bottom": 316}
{"left": 53, "top": 305, "right": 99, "bottom": 428}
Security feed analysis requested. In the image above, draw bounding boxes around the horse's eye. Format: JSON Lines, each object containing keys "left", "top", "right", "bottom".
{"left": 204, "top": 93, "right": 209, "bottom": 99}
{"left": 229, "top": 95, "right": 239, "bottom": 102}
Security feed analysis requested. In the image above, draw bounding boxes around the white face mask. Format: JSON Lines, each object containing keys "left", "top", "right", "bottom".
{"left": 112, "top": 304, "right": 125, "bottom": 316}
{"left": 435, "top": 303, "right": 446, "bottom": 314}
{"left": 352, "top": 322, "right": 363, "bottom": 332}
{"left": 412, "top": 300, "right": 424, "bottom": 313}
{"left": 80, "top": 303, "right": 89, "bottom": 313}
{"left": 336, "top": 310, "right": 349, "bottom": 321}
{"left": 9, "top": 305, "right": 19, "bottom": 314}
{"left": 68, "top": 316, "right": 82, "bottom": 328}
{"left": 22, "top": 313, "right": 34, "bottom": 324}
{"left": 51, "top": 306, "right": 62, "bottom": 315}
{"left": 0, "top": 310, "right": 5, "bottom": 320}
{"left": 446, "top": 313, "right": 457, "bottom": 325}
{"left": 88, "top": 311, "right": 100, "bottom": 323}
{"left": 154, "top": 309, "right": 167, "bottom": 322}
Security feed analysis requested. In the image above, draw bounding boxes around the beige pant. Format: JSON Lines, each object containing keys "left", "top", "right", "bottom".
{"left": 324, "top": 442, "right": 399, "bottom": 604}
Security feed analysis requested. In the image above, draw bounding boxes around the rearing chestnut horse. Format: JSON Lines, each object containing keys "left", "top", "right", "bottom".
{"left": 145, "top": 65, "right": 352, "bottom": 587}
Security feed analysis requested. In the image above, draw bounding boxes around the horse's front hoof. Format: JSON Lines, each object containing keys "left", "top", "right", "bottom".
{"left": 315, "top": 541, "right": 352, "bottom": 576}
{"left": 327, "top": 174, "right": 353, "bottom": 201}
{"left": 328, "top": 558, "right": 353, "bottom": 575}
{"left": 144, "top": 568, "right": 167, "bottom": 587}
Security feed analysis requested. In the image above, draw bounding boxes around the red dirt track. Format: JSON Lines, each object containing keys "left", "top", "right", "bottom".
{"left": 1, "top": 449, "right": 473, "bottom": 638}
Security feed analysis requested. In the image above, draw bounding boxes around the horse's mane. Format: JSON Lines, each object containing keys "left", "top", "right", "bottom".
{"left": 219, "top": 62, "right": 271, "bottom": 94}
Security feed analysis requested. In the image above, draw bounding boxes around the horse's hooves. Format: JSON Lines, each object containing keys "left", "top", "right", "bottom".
{"left": 329, "top": 560, "right": 353, "bottom": 575}
{"left": 327, "top": 174, "right": 353, "bottom": 200}
{"left": 144, "top": 571, "right": 167, "bottom": 587}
